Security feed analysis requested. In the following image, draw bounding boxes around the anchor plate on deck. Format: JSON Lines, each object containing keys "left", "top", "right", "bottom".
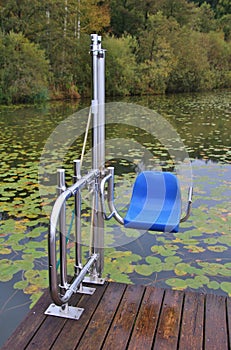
{"left": 45, "top": 303, "right": 84, "bottom": 320}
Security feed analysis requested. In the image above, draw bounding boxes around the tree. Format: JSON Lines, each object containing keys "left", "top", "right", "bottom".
{"left": 0, "top": 31, "right": 51, "bottom": 104}
{"left": 192, "top": 3, "right": 217, "bottom": 32}
{"left": 135, "top": 12, "right": 178, "bottom": 94}
{"left": 158, "top": 0, "right": 197, "bottom": 26}
{"left": 136, "top": 12, "right": 179, "bottom": 62}
{"left": 216, "top": 0, "right": 231, "bottom": 17}
{"left": 218, "top": 14, "right": 231, "bottom": 41}
{"left": 0, "top": 0, "right": 110, "bottom": 98}
{"left": 109, "top": 0, "right": 145, "bottom": 36}
{"left": 202, "top": 31, "right": 231, "bottom": 88}
{"left": 167, "top": 29, "right": 213, "bottom": 92}
{"left": 104, "top": 35, "right": 137, "bottom": 96}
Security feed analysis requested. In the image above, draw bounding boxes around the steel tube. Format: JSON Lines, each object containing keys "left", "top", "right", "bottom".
{"left": 180, "top": 186, "right": 193, "bottom": 223}
{"left": 91, "top": 34, "right": 99, "bottom": 170}
{"left": 74, "top": 160, "right": 82, "bottom": 275}
{"left": 57, "top": 169, "right": 67, "bottom": 291}
{"left": 91, "top": 34, "right": 98, "bottom": 101}
{"left": 90, "top": 34, "right": 105, "bottom": 278}
{"left": 97, "top": 47, "right": 105, "bottom": 173}
{"left": 62, "top": 253, "right": 98, "bottom": 303}
{"left": 48, "top": 169, "right": 98, "bottom": 306}
{"left": 107, "top": 167, "right": 124, "bottom": 225}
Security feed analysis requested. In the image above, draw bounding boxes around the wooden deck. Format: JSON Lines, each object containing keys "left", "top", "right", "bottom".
{"left": 1, "top": 282, "right": 231, "bottom": 350}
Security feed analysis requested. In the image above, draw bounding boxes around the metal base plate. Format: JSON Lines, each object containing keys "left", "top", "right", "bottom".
{"left": 77, "top": 285, "right": 96, "bottom": 295}
{"left": 83, "top": 276, "right": 105, "bottom": 285}
{"left": 45, "top": 303, "right": 84, "bottom": 320}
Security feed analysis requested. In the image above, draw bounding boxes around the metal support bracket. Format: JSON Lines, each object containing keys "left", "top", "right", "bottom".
{"left": 83, "top": 276, "right": 105, "bottom": 285}
{"left": 45, "top": 303, "right": 84, "bottom": 320}
{"left": 77, "top": 283, "right": 96, "bottom": 295}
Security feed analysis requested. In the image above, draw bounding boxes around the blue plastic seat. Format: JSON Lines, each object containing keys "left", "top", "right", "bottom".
{"left": 124, "top": 171, "right": 181, "bottom": 233}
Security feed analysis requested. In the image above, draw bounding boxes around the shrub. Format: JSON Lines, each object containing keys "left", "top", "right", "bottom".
{"left": 0, "top": 31, "right": 51, "bottom": 104}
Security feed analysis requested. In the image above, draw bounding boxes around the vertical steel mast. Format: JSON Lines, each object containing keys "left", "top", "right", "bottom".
{"left": 90, "top": 34, "right": 106, "bottom": 278}
{"left": 45, "top": 34, "right": 106, "bottom": 319}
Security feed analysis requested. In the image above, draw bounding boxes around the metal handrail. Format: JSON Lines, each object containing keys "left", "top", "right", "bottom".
{"left": 48, "top": 169, "right": 99, "bottom": 306}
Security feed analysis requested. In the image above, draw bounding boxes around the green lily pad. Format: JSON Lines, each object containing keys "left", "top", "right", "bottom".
{"left": 220, "top": 282, "right": 231, "bottom": 296}
{"left": 151, "top": 244, "right": 178, "bottom": 257}
{"left": 135, "top": 264, "right": 155, "bottom": 276}
{"left": 165, "top": 278, "right": 187, "bottom": 290}
{"left": 207, "top": 245, "right": 228, "bottom": 252}
{"left": 14, "top": 280, "right": 28, "bottom": 290}
{"left": 185, "top": 245, "right": 205, "bottom": 253}
{"left": 207, "top": 281, "right": 220, "bottom": 290}
{"left": 0, "top": 247, "right": 12, "bottom": 255}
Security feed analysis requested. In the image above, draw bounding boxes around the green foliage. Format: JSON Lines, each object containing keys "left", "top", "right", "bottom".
{"left": 109, "top": 0, "right": 145, "bottom": 36}
{"left": 167, "top": 29, "right": 213, "bottom": 92}
{"left": 108, "top": 0, "right": 231, "bottom": 94}
{"left": 216, "top": 0, "right": 231, "bottom": 18}
{"left": 158, "top": 0, "right": 197, "bottom": 26}
{"left": 0, "top": 0, "right": 230, "bottom": 101}
{"left": 104, "top": 35, "right": 137, "bottom": 96}
{"left": 135, "top": 12, "right": 178, "bottom": 94}
{"left": 218, "top": 14, "right": 231, "bottom": 41}
{"left": 0, "top": 0, "right": 110, "bottom": 101}
{"left": 204, "top": 31, "right": 231, "bottom": 88}
{"left": 72, "top": 34, "right": 92, "bottom": 97}
{"left": 0, "top": 31, "right": 50, "bottom": 104}
{"left": 192, "top": 3, "right": 217, "bottom": 32}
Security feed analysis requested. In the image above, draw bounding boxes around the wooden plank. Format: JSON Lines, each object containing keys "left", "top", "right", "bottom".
{"left": 102, "top": 284, "right": 145, "bottom": 350}
{"left": 3, "top": 282, "right": 231, "bottom": 350}
{"left": 178, "top": 292, "right": 205, "bottom": 350}
{"left": 76, "top": 282, "right": 127, "bottom": 350}
{"left": 25, "top": 293, "right": 82, "bottom": 350}
{"left": 127, "top": 286, "right": 164, "bottom": 350}
{"left": 226, "top": 297, "right": 231, "bottom": 350}
{"left": 153, "top": 288, "right": 184, "bottom": 350}
{"left": 51, "top": 283, "right": 108, "bottom": 350}
{"left": 1, "top": 289, "right": 51, "bottom": 350}
{"left": 204, "top": 293, "right": 229, "bottom": 350}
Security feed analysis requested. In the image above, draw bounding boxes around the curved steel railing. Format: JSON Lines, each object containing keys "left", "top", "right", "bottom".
{"left": 48, "top": 169, "right": 99, "bottom": 306}
{"left": 100, "top": 167, "right": 124, "bottom": 225}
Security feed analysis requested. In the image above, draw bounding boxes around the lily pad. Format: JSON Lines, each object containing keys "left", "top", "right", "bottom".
{"left": 207, "top": 245, "right": 228, "bottom": 252}
{"left": 165, "top": 278, "right": 188, "bottom": 290}
{"left": 220, "top": 282, "right": 231, "bottom": 296}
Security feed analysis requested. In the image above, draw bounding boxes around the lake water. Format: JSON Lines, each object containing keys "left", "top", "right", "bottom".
{"left": 0, "top": 91, "right": 230, "bottom": 346}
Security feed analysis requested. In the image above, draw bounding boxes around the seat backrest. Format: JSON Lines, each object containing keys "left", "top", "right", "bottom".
{"left": 124, "top": 171, "right": 181, "bottom": 232}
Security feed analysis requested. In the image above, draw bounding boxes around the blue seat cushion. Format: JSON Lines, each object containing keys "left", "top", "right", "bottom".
{"left": 124, "top": 171, "right": 181, "bottom": 233}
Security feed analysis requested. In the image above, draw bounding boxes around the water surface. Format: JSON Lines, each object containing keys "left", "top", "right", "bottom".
{"left": 0, "top": 91, "right": 230, "bottom": 345}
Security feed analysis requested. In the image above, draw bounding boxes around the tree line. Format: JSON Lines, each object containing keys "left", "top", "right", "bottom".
{"left": 0, "top": 0, "right": 230, "bottom": 104}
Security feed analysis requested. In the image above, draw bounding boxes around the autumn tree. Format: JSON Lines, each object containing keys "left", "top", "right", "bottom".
{"left": 0, "top": 31, "right": 50, "bottom": 104}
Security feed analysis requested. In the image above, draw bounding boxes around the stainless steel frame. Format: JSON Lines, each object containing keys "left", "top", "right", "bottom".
{"left": 45, "top": 34, "right": 106, "bottom": 319}
{"left": 48, "top": 169, "right": 99, "bottom": 308}
{"left": 45, "top": 33, "right": 193, "bottom": 321}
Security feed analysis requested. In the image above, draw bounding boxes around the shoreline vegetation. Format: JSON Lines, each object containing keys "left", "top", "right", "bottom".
{"left": 0, "top": 0, "right": 230, "bottom": 105}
